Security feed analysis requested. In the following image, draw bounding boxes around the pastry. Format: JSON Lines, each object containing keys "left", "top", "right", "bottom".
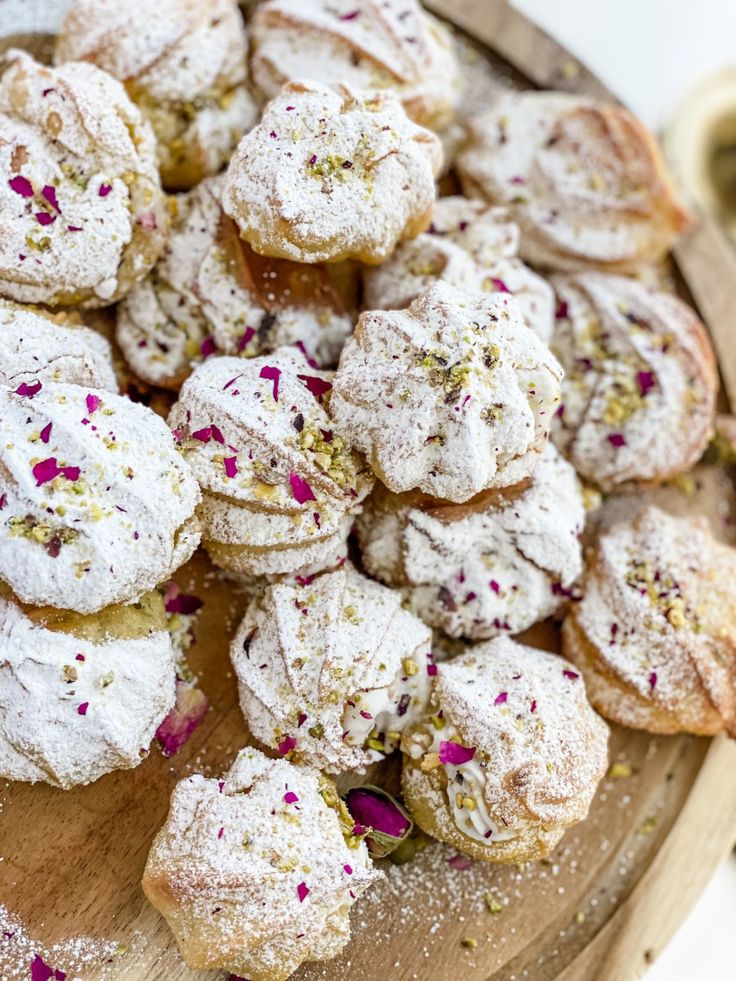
{"left": 222, "top": 80, "right": 442, "bottom": 265}
{"left": 117, "top": 177, "right": 353, "bottom": 390}
{"left": 231, "top": 564, "right": 432, "bottom": 772}
{"left": 331, "top": 281, "right": 563, "bottom": 503}
{"left": 0, "top": 50, "right": 167, "bottom": 307}
{"left": 357, "top": 443, "right": 585, "bottom": 640}
{"left": 551, "top": 271, "right": 717, "bottom": 490}
{"left": 55, "top": 0, "right": 258, "bottom": 190}
{"left": 563, "top": 506, "right": 736, "bottom": 736}
{"left": 401, "top": 638, "right": 609, "bottom": 863}
{"left": 249, "top": 0, "right": 461, "bottom": 131}
{"left": 167, "top": 347, "right": 373, "bottom": 577}
{"left": 0, "top": 382, "right": 201, "bottom": 613}
{"left": 0, "top": 300, "right": 117, "bottom": 392}
{"left": 457, "top": 91, "right": 691, "bottom": 272}
{"left": 364, "top": 196, "right": 555, "bottom": 343}
{"left": 142, "top": 745, "right": 380, "bottom": 981}
{"left": 0, "top": 586, "right": 176, "bottom": 788}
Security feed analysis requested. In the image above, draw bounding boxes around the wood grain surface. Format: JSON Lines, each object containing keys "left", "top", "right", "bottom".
{"left": 3, "top": 2, "right": 736, "bottom": 980}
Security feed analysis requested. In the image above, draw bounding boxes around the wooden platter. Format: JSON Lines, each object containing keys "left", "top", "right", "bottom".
{"left": 3, "top": 2, "right": 736, "bottom": 980}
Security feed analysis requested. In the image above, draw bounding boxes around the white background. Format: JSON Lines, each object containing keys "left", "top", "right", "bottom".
{"left": 512, "top": 1, "right": 736, "bottom": 977}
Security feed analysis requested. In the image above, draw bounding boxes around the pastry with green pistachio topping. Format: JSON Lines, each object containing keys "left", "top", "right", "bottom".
{"left": 142, "top": 745, "right": 380, "bottom": 981}
{"left": 55, "top": 0, "right": 258, "bottom": 190}
{"left": 402, "top": 638, "right": 609, "bottom": 863}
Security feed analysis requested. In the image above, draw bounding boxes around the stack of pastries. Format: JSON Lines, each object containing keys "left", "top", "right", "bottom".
{"left": 0, "top": 1, "right": 730, "bottom": 979}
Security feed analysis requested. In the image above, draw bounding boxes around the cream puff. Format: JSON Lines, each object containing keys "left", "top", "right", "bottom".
{"left": 357, "top": 444, "right": 585, "bottom": 640}
{"left": 231, "top": 564, "right": 432, "bottom": 772}
{"left": 142, "top": 745, "right": 380, "bottom": 981}
{"left": 457, "top": 91, "right": 691, "bottom": 273}
{"left": 401, "top": 637, "right": 609, "bottom": 863}
{"left": 0, "top": 586, "right": 176, "bottom": 788}
{"left": 563, "top": 506, "right": 736, "bottom": 736}
{"left": 364, "top": 197, "right": 555, "bottom": 343}
{"left": 168, "top": 347, "right": 373, "bottom": 577}
{"left": 249, "top": 0, "right": 461, "bottom": 131}
{"left": 0, "top": 300, "right": 118, "bottom": 392}
{"left": 331, "top": 281, "right": 562, "bottom": 503}
{"left": 222, "top": 80, "right": 442, "bottom": 265}
{"left": 117, "top": 177, "right": 353, "bottom": 389}
{"left": 55, "top": 0, "right": 258, "bottom": 190}
{"left": 551, "top": 271, "right": 717, "bottom": 490}
{"left": 0, "top": 50, "right": 167, "bottom": 307}
{"left": 0, "top": 383, "right": 201, "bottom": 613}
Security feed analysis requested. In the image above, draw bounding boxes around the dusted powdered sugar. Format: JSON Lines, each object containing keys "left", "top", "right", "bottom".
{"left": 0, "top": 383, "right": 201, "bottom": 613}
{"left": 222, "top": 81, "right": 442, "bottom": 265}
{"left": 564, "top": 506, "right": 736, "bottom": 735}
{"left": 332, "top": 281, "right": 562, "bottom": 502}
{"left": 364, "top": 196, "right": 555, "bottom": 343}
{"left": 551, "top": 272, "right": 717, "bottom": 490}
{"left": 232, "top": 563, "right": 432, "bottom": 773}
{"left": 142, "top": 746, "right": 380, "bottom": 978}
{"left": 457, "top": 91, "right": 690, "bottom": 273}
{"left": 250, "top": 0, "right": 461, "bottom": 129}
{"left": 0, "top": 51, "right": 167, "bottom": 306}
{"left": 117, "top": 177, "right": 353, "bottom": 388}
{"left": 0, "top": 590, "right": 176, "bottom": 788}
{"left": 358, "top": 444, "right": 585, "bottom": 639}
{"left": 168, "top": 348, "right": 373, "bottom": 577}
{"left": 0, "top": 300, "right": 117, "bottom": 392}
{"left": 403, "top": 638, "right": 608, "bottom": 845}
{"left": 55, "top": 0, "right": 258, "bottom": 187}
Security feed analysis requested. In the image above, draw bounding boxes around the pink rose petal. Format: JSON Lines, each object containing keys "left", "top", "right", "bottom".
{"left": 290, "top": 472, "right": 316, "bottom": 504}
{"left": 438, "top": 740, "right": 476, "bottom": 765}
{"left": 85, "top": 393, "right": 101, "bottom": 414}
{"left": 77, "top": 702, "right": 89, "bottom": 716}
{"left": 284, "top": 791, "right": 299, "bottom": 804}
{"left": 98, "top": 184, "right": 112, "bottom": 197}
{"left": 35, "top": 212, "right": 56, "bottom": 226}
{"left": 9, "top": 175, "right": 33, "bottom": 197}
{"left": 563, "top": 669, "right": 580, "bottom": 681}
{"left": 278, "top": 734, "right": 297, "bottom": 756}
{"left": 607, "top": 433, "right": 626, "bottom": 447}
{"left": 223, "top": 456, "right": 238, "bottom": 478}
{"left": 297, "top": 373, "right": 332, "bottom": 401}
{"left": 39, "top": 422, "right": 52, "bottom": 444}
{"left": 259, "top": 364, "right": 281, "bottom": 401}
{"left": 494, "top": 691, "right": 508, "bottom": 705}
{"left": 41, "top": 185, "right": 61, "bottom": 213}
{"left": 297, "top": 882, "right": 310, "bottom": 902}
{"left": 32, "top": 457, "right": 80, "bottom": 486}
{"left": 447, "top": 854, "right": 473, "bottom": 870}
{"left": 155, "top": 680, "right": 208, "bottom": 757}
{"left": 200, "top": 335, "right": 216, "bottom": 357}
{"left": 163, "top": 581, "right": 203, "bottom": 615}
{"left": 14, "top": 380, "right": 42, "bottom": 397}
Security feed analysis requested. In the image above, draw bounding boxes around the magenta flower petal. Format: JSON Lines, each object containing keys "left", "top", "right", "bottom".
{"left": 297, "top": 882, "right": 310, "bottom": 902}
{"left": 98, "top": 184, "right": 112, "bottom": 197}
{"left": 490, "top": 277, "right": 510, "bottom": 294}
{"left": 283, "top": 791, "right": 299, "bottom": 804}
{"left": 30, "top": 954, "right": 66, "bottom": 981}
{"left": 200, "top": 335, "right": 216, "bottom": 357}
{"left": 192, "top": 427, "right": 213, "bottom": 442}
{"left": 223, "top": 456, "right": 238, "bottom": 478}
{"left": 607, "top": 433, "right": 626, "bottom": 447}
{"left": 77, "top": 702, "right": 89, "bottom": 716}
{"left": 296, "top": 373, "right": 332, "bottom": 401}
{"left": 39, "top": 422, "right": 52, "bottom": 444}
{"left": 494, "top": 691, "right": 508, "bottom": 705}
{"left": 259, "top": 364, "right": 281, "bottom": 401}
{"left": 555, "top": 300, "right": 569, "bottom": 319}
{"left": 155, "top": 680, "right": 208, "bottom": 757}
{"left": 9, "top": 175, "right": 33, "bottom": 197}
{"left": 289, "top": 472, "right": 316, "bottom": 504}
{"left": 278, "top": 734, "right": 297, "bottom": 756}
{"left": 447, "top": 853, "right": 473, "bottom": 870}
{"left": 637, "top": 371, "right": 655, "bottom": 396}
{"left": 438, "top": 740, "right": 476, "bottom": 765}
{"left": 14, "top": 380, "right": 42, "bottom": 397}
{"left": 85, "top": 393, "right": 101, "bottom": 414}
{"left": 649, "top": 671, "right": 658, "bottom": 690}
{"left": 344, "top": 786, "right": 412, "bottom": 859}
{"left": 562, "top": 669, "right": 580, "bottom": 680}
{"left": 41, "top": 185, "right": 61, "bottom": 213}
{"left": 35, "top": 212, "right": 56, "bottom": 226}
{"left": 163, "top": 581, "right": 203, "bottom": 615}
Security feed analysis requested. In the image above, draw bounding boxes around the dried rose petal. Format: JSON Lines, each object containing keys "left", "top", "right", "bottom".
{"left": 494, "top": 691, "right": 508, "bottom": 705}
{"left": 648, "top": 671, "right": 657, "bottom": 690}
{"left": 9, "top": 175, "right": 33, "bottom": 197}
{"left": 41, "top": 185, "right": 61, "bottom": 213}
{"left": 297, "top": 882, "right": 310, "bottom": 902}
{"left": 447, "top": 853, "right": 473, "bottom": 870}
{"left": 259, "top": 364, "right": 281, "bottom": 401}
{"left": 237, "top": 326, "right": 256, "bottom": 351}
{"left": 30, "top": 954, "right": 66, "bottom": 981}
{"left": 438, "top": 740, "right": 476, "bottom": 765}
{"left": 490, "top": 278, "right": 510, "bottom": 294}
{"left": 607, "top": 433, "right": 626, "bottom": 447}
{"left": 555, "top": 300, "right": 569, "bottom": 319}
{"left": 35, "top": 212, "right": 56, "bottom": 226}
{"left": 32, "top": 457, "right": 80, "bottom": 486}
{"left": 284, "top": 791, "right": 299, "bottom": 804}
{"left": 155, "top": 680, "right": 208, "bottom": 757}
{"left": 192, "top": 427, "right": 214, "bottom": 442}
{"left": 278, "top": 734, "right": 297, "bottom": 756}
{"left": 14, "top": 380, "right": 42, "bottom": 397}
{"left": 223, "top": 456, "right": 238, "bottom": 478}
{"left": 297, "top": 374, "right": 332, "bottom": 401}
{"left": 344, "top": 786, "right": 412, "bottom": 858}
{"left": 163, "top": 581, "right": 203, "bottom": 615}
{"left": 562, "top": 669, "right": 580, "bottom": 680}
{"left": 77, "top": 702, "right": 89, "bottom": 716}
{"left": 290, "top": 472, "right": 316, "bottom": 504}
{"left": 98, "top": 184, "right": 112, "bottom": 197}
{"left": 85, "top": 393, "right": 101, "bottom": 415}
{"left": 200, "top": 335, "right": 216, "bottom": 357}
{"left": 39, "top": 422, "right": 52, "bottom": 444}
{"left": 637, "top": 371, "right": 655, "bottom": 396}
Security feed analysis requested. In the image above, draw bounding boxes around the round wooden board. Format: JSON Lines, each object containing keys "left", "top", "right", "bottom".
{"left": 3, "top": 2, "right": 736, "bottom": 980}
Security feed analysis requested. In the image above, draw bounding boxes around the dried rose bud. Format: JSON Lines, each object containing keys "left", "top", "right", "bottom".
{"left": 344, "top": 785, "right": 413, "bottom": 859}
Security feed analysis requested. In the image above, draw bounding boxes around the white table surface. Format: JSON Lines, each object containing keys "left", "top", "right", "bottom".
{"left": 512, "top": 2, "right": 736, "bottom": 977}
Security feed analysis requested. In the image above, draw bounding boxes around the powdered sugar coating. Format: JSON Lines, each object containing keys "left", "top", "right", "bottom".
{"left": 401, "top": 638, "right": 609, "bottom": 861}
{"left": 0, "top": 300, "right": 117, "bottom": 392}
{"left": 250, "top": 0, "right": 460, "bottom": 130}
{"left": 117, "top": 177, "right": 352, "bottom": 389}
{"left": 457, "top": 91, "right": 691, "bottom": 273}
{"left": 331, "top": 281, "right": 562, "bottom": 502}
{"left": 168, "top": 349, "right": 373, "bottom": 577}
{"left": 364, "top": 197, "right": 555, "bottom": 343}
{"left": 232, "top": 564, "right": 432, "bottom": 773}
{"left": 551, "top": 272, "right": 717, "bottom": 490}
{"left": 142, "top": 746, "right": 379, "bottom": 979}
{"left": 357, "top": 443, "right": 585, "bottom": 639}
{"left": 0, "top": 589, "right": 176, "bottom": 788}
{"left": 0, "top": 383, "right": 201, "bottom": 613}
{"left": 55, "top": 0, "right": 258, "bottom": 189}
{"left": 222, "top": 81, "right": 442, "bottom": 265}
{"left": 563, "top": 506, "right": 736, "bottom": 736}
{"left": 0, "top": 50, "right": 167, "bottom": 307}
